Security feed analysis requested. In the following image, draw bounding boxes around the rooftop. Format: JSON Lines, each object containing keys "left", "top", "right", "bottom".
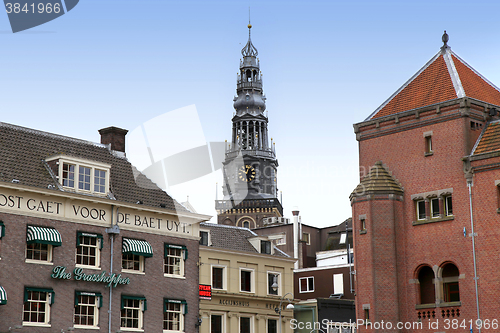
{"left": 367, "top": 34, "right": 500, "bottom": 120}
{"left": 0, "top": 122, "right": 188, "bottom": 213}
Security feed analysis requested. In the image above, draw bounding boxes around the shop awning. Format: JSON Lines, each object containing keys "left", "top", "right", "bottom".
{"left": 27, "top": 226, "right": 62, "bottom": 247}
{"left": 0, "top": 286, "right": 7, "bottom": 305}
{"left": 123, "top": 238, "right": 153, "bottom": 258}
{"left": 164, "top": 298, "right": 187, "bottom": 314}
{"left": 24, "top": 287, "right": 55, "bottom": 304}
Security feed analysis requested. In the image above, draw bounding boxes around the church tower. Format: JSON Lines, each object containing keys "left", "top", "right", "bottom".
{"left": 215, "top": 24, "right": 284, "bottom": 229}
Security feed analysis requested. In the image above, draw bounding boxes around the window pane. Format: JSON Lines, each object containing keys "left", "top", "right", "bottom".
{"left": 240, "top": 317, "right": 251, "bottom": 333}
{"left": 211, "top": 315, "right": 222, "bottom": 333}
{"left": 268, "top": 319, "right": 277, "bottom": 333}
{"left": 431, "top": 198, "right": 439, "bottom": 217}
{"left": 213, "top": 267, "right": 223, "bottom": 289}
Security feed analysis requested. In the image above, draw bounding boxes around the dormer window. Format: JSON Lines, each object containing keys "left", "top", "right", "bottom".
{"left": 261, "top": 240, "right": 271, "bottom": 254}
{"left": 47, "top": 155, "right": 111, "bottom": 195}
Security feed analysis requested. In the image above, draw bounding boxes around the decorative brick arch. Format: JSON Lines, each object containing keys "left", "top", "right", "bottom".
{"left": 415, "top": 264, "right": 436, "bottom": 305}
{"left": 236, "top": 216, "right": 256, "bottom": 229}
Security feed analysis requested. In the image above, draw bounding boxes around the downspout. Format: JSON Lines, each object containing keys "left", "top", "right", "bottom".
{"left": 467, "top": 180, "right": 481, "bottom": 333}
{"left": 106, "top": 206, "right": 120, "bottom": 333}
{"left": 292, "top": 208, "right": 299, "bottom": 269}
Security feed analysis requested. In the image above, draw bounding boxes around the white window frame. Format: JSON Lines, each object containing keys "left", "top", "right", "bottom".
{"left": 164, "top": 246, "right": 186, "bottom": 278}
{"left": 239, "top": 315, "right": 254, "bottom": 333}
{"left": 239, "top": 267, "right": 255, "bottom": 293}
{"left": 122, "top": 253, "right": 145, "bottom": 274}
{"left": 120, "top": 298, "right": 145, "bottom": 331}
{"left": 22, "top": 290, "right": 51, "bottom": 327}
{"left": 199, "top": 229, "right": 211, "bottom": 246}
{"left": 46, "top": 155, "right": 111, "bottom": 195}
{"left": 430, "top": 198, "right": 440, "bottom": 218}
{"left": 74, "top": 293, "right": 100, "bottom": 329}
{"left": 333, "top": 273, "right": 344, "bottom": 295}
{"left": 163, "top": 302, "right": 185, "bottom": 332}
{"left": 76, "top": 234, "right": 101, "bottom": 269}
{"left": 299, "top": 276, "right": 315, "bottom": 293}
{"left": 210, "top": 312, "right": 226, "bottom": 333}
{"left": 211, "top": 265, "right": 227, "bottom": 291}
{"left": 339, "top": 233, "right": 347, "bottom": 244}
{"left": 26, "top": 243, "right": 53, "bottom": 265}
{"left": 267, "top": 271, "right": 281, "bottom": 296}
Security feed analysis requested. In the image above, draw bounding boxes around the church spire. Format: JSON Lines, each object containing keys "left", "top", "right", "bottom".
{"left": 241, "top": 23, "right": 258, "bottom": 57}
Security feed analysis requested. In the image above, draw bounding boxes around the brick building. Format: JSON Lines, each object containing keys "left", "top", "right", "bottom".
{"left": 351, "top": 32, "right": 500, "bottom": 332}
{"left": 0, "top": 123, "right": 210, "bottom": 332}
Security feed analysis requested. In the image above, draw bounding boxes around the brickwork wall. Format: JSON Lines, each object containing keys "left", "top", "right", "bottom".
{"left": 0, "top": 212, "right": 199, "bottom": 333}
{"left": 352, "top": 108, "right": 484, "bottom": 332}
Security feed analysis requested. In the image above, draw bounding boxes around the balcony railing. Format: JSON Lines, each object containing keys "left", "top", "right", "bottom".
{"left": 215, "top": 198, "right": 283, "bottom": 216}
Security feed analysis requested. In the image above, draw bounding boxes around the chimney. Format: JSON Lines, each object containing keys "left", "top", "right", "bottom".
{"left": 99, "top": 126, "right": 128, "bottom": 152}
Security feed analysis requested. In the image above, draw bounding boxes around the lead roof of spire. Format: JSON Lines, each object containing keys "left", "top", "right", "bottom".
{"left": 365, "top": 31, "right": 500, "bottom": 120}
{"left": 241, "top": 23, "right": 258, "bottom": 57}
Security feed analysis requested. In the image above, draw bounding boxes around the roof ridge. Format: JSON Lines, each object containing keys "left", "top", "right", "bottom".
{"left": 451, "top": 50, "right": 500, "bottom": 95}
{"left": 442, "top": 48, "right": 465, "bottom": 98}
{"left": 200, "top": 222, "right": 257, "bottom": 235}
{"left": 0, "top": 122, "right": 107, "bottom": 149}
{"left": 365, "top": 51, "right": 442, "bottom": 121}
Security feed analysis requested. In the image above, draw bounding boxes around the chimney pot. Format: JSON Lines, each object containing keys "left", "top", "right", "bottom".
{"left": 99, "top": 126, "right": 128, "bottom": 152}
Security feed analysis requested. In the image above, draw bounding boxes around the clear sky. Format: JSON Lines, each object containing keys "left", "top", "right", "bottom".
{"left": 1, "top": 0, "right": 500, "bottom": 227}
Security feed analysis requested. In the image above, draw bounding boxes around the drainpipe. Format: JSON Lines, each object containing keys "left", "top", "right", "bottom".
{"left": 292, "top": 208, "right": 300, "bottom": 269}
{"left": 106, "top": 206, "right": 120, "bottom": 333}
{"left": 467, "top": 180, "right": 481, "bottom": 333}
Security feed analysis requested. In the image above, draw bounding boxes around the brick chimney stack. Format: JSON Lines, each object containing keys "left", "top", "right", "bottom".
{"left": 98, "top": 126, "right": 128, "bottom": 152}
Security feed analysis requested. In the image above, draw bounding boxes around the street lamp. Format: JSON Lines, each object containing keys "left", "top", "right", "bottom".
{"left": 273, "top": 276, "right": 294, "bottom": 333}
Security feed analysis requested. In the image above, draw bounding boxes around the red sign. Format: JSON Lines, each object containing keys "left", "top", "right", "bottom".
{"left": 199, "top": 284, "right": 212, "bottom": 300}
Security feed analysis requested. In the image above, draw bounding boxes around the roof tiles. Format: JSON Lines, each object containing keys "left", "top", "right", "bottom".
{"left": 473, "top": 121, "right": 500, "bottom": 155}
{"left": 368, "top": 48, "right": 500, "bottom": 120}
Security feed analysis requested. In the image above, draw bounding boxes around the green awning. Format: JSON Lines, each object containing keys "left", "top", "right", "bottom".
{"left": 75, "top": 291, "right": 103, "bottom": 308}
{"left": 24, "top": 287, "right": 54, "bottom": 304}
{"left": 0, "top": 221, "right": 4, "bottom": 238}
{"left": 164, "top": 244, "right": 188, "bottom": 260}
{"left": 0, "top": 286, "right": 7, "bottom": 305}
{"left": 27, "top": 226, "right": 62, "bottom": 247}
{"left": 77, "top": 232, "right": 103, "bottom": 249}
{"left": 123, "top": 238, "right": 153, "bottom": 258}
{"left": 164, "top": 298, "right": 187, "bottom": 314}
{"left": 121, "top": 295, "right": 147, "bottom": 311}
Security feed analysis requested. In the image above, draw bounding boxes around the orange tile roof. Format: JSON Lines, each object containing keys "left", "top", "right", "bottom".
{"left": 452, "top": 54, "right": 500, "bottom": 106}
{"left": 473, "top": 121, "right": 500, "bottom": 155}
{"left": 368, "top": 48, "right": 500, "bottom": 120}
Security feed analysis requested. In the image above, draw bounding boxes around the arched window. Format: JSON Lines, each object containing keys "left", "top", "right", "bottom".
{"left": 243, "top": 221, "right": 250, "bottom": 229}
{"left": 417, "top": 266, "right": 435, "bottom": 304}
{"left": 442, "top": 263, "right": 460, "bottom": 302}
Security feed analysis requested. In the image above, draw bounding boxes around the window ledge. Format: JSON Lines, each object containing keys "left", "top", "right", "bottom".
{"left": 415, "top": 303, "right": 436, "bottom": 310}
{"left": 412, "top": 216, "right": 454, "bottom": 226}
{"left": 23, "top": 323, "right": 51, "bottom": 327}
{"left": 439, "top": 301, "right": 461, "bottom": 308}
{"left": 73, "top": 325, "right": 100, "bottom": 330}
{"left": 25, "top": 259, "right": 53, "bottom": 265}
{"left": 164, "top": 274, "right": 186, "bottom": 279}
{"left": 359, "top": 230, "right": 367, "bottom": 235}
{"left": 119, "top": 328, "right": 144, "bottom": 332}
{"left": 76, "top": 265, "right": 101, "bottom": 271}
{"left": 424, "top": 152, "right": 434, "bottom": 157}
{"left": 122, "top": 269, "right": 145, "bottom": 275}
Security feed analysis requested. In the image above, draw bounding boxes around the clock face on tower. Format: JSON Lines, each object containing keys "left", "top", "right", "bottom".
{"left": 238, "top": 164, "right": 256, "bottom": 182}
